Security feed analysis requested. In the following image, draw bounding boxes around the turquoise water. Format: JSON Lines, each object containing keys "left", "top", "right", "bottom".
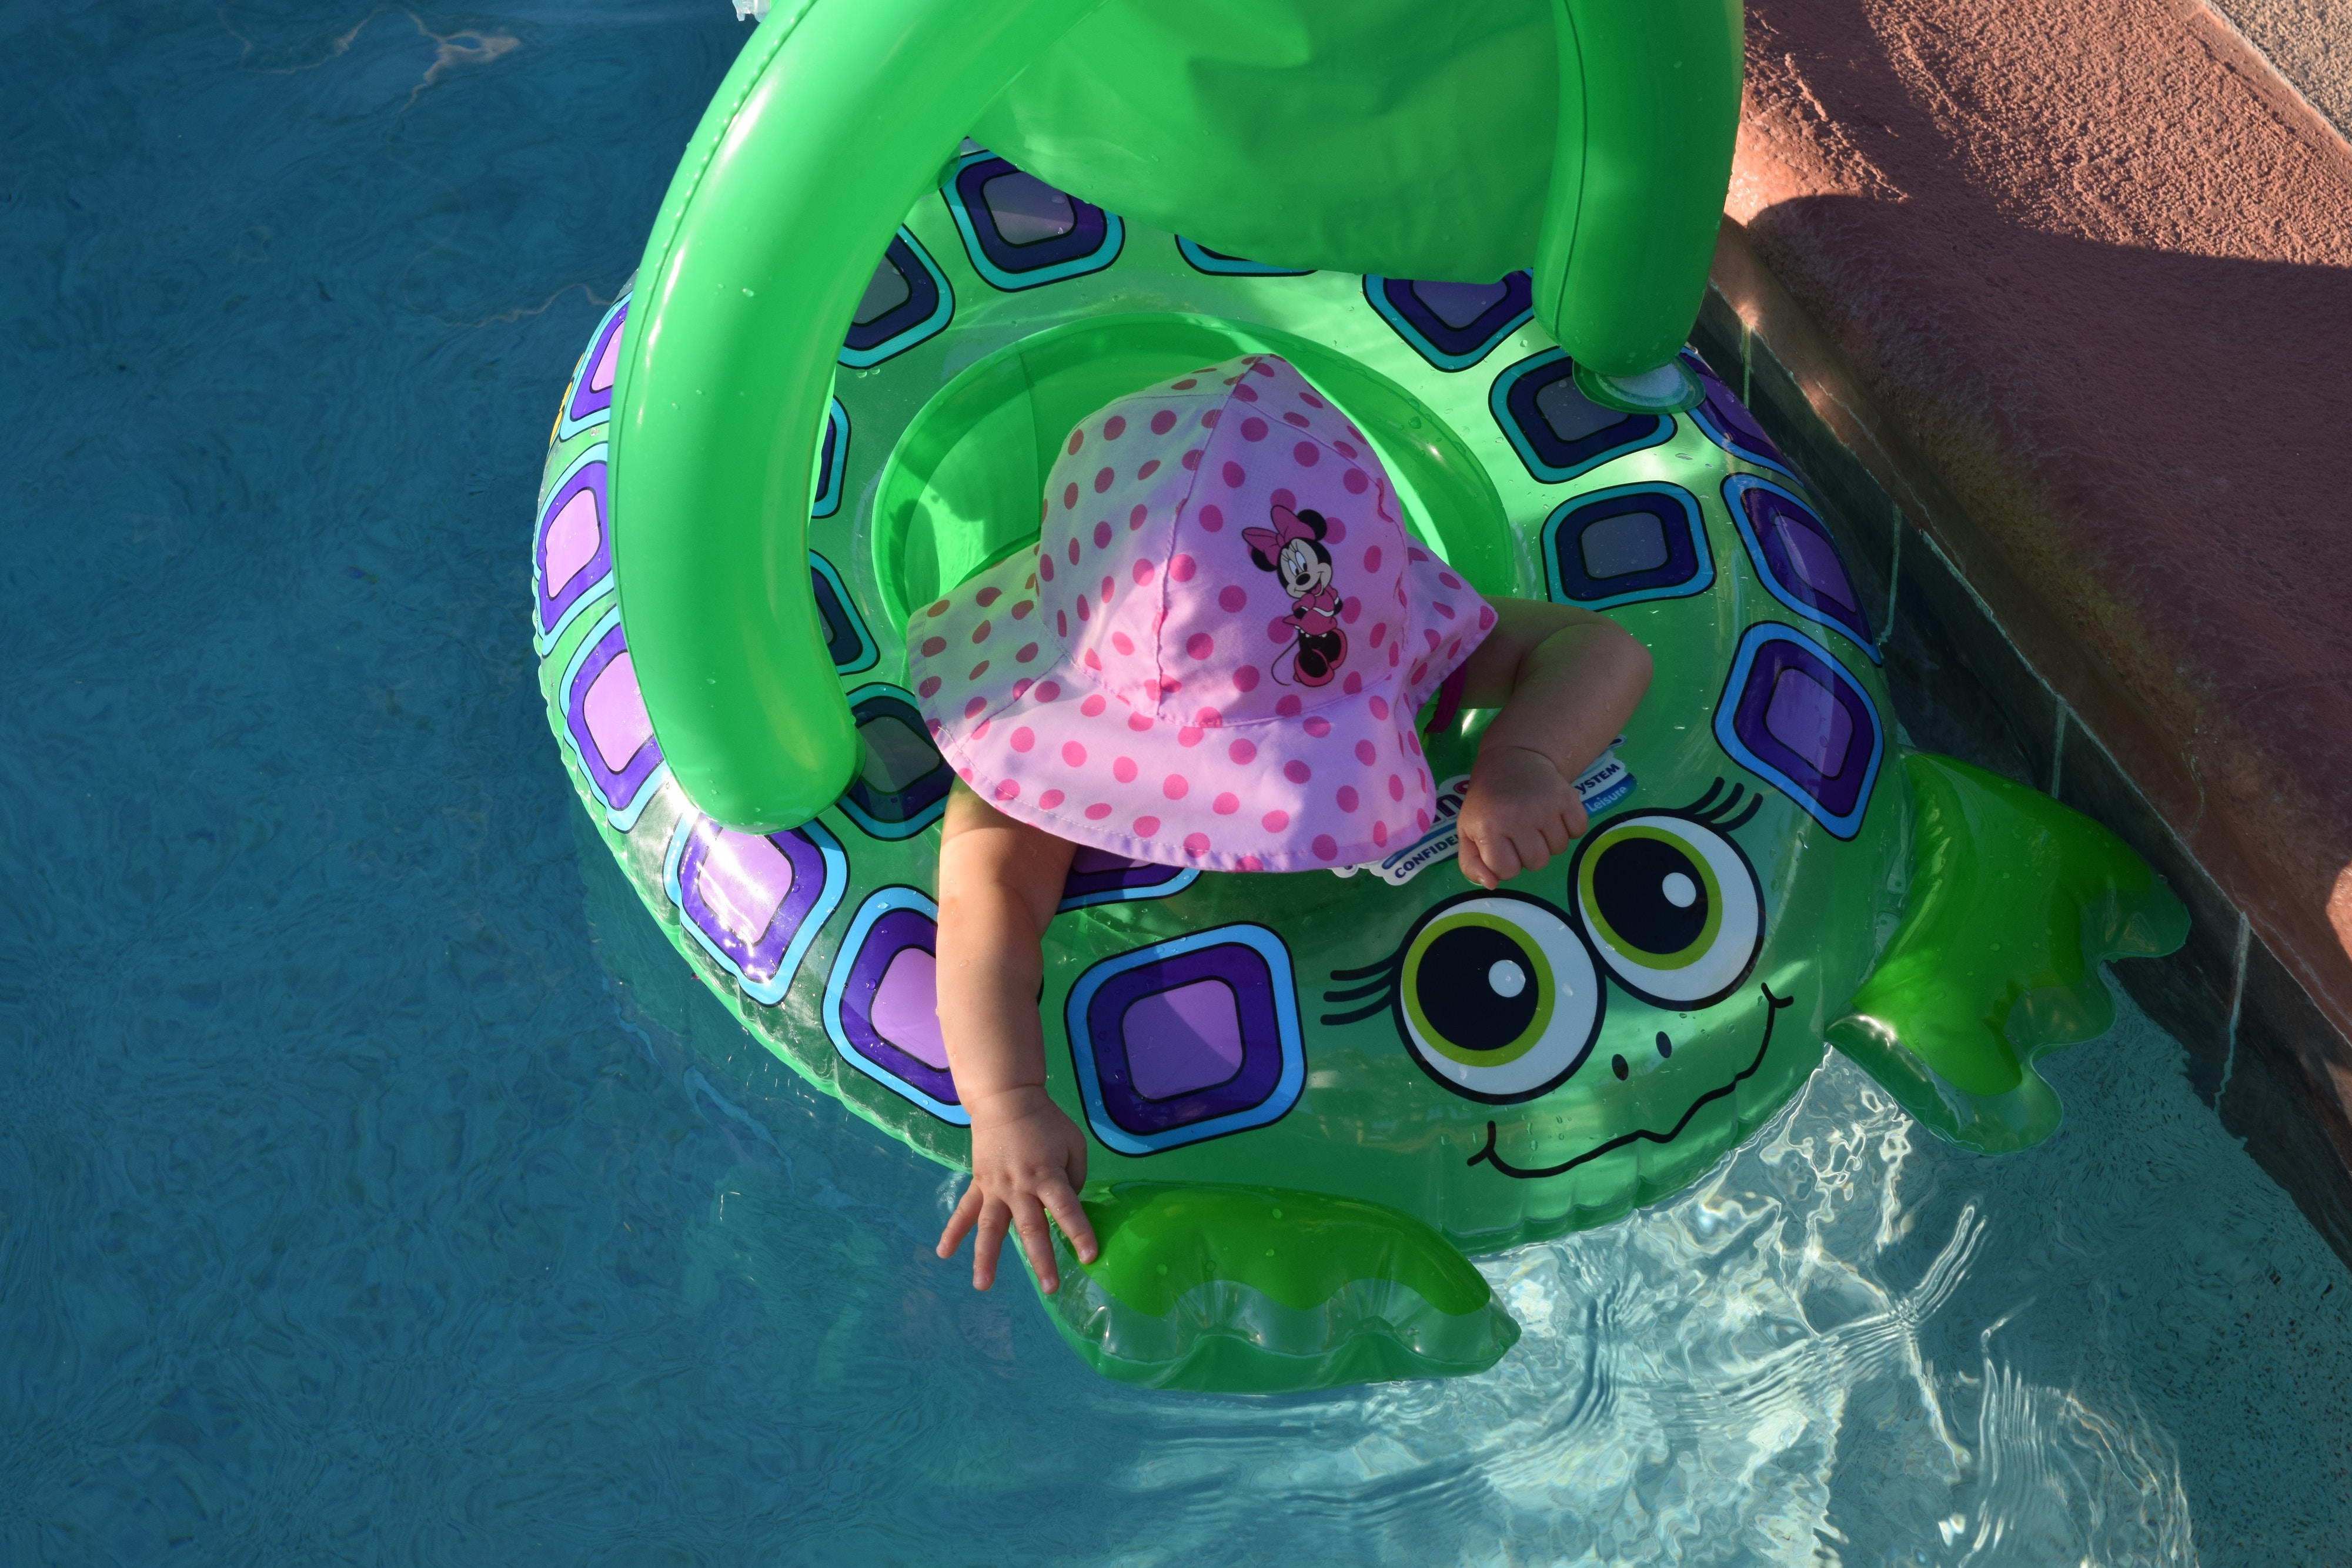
{"left": 7, "top": 2, "right": 2350, "bottom": 1562}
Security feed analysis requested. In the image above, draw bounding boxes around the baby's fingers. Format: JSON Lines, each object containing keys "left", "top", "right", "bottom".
{"left": 1040, "top": 1177, "right": 1098, "bottom": 1267}
{"left": 1008, "top": 1195, "right": 1062, "bottom": 1294}
{"left": 1458, "top": 830, "right": 1496, "bottom": 890}
{"left": 971, "top": 1195, "right": 1013, "bottom": 1292}
{"left": 935, "top": 1179, "right": 983, "bottom": 1260}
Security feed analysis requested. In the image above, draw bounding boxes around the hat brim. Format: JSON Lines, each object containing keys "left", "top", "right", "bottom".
{"left": 910, "top": 540, "right": 1493, "bottom": 872}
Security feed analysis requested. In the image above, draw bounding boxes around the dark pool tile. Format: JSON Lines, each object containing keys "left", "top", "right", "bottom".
{"left": 1890, "top": 521, "right": 2058, "bottom": 788}
{"left": 2057, "top": 717, "right": 2242, "bottom": 1092}
{"left": 1689, "top": 285, "right": 1745, "bottom": 389}
{"left": 1879, "top": 610, "right": 2033, "bottom": 785}
{"left": 1739, "top": 338, "right": 1896, "bottom": 607}
{"left": 2223, "top": 938, "right": 2352, "bottom": 1272}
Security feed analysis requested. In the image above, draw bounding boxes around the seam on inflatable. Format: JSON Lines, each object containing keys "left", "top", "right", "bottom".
{"left": 639, "top": 11, "right": 807, "bottom": 310}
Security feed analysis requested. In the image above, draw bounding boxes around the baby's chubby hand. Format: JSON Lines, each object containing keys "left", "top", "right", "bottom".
{"left": 1456, "top": 744, "right": 1588, "bottom": 890}
{"left": 936, "top": 1085, "right": 1100, "bottom": 1293}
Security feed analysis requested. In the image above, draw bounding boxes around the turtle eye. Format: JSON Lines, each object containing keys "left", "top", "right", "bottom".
{"left": 1570, "top": 813, "right": 1763, "bottom": 1008}
{"left": 1394, "top": 893, "right": 1603, "bottom": 1104}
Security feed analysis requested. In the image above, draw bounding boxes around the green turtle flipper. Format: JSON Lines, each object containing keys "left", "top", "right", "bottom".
{"left": 1035, "top": 1184, "right": 1519, "bottom": 1393}
{"left": 1829, "top": 753, "right": 2189, "bottom": 1154}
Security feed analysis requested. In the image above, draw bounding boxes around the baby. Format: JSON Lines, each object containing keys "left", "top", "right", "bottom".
{"left": 907, "top": 356, "right": 1651, "bottom": 1293}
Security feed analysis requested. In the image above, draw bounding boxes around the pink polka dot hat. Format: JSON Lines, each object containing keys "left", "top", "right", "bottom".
{"left": 907, "top": 353, "right": 1495, "bottom": 872}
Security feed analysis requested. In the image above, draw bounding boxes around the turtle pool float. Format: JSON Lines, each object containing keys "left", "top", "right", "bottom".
{"left": 530, "top": 0, "right": 2186, "bottom": 1391}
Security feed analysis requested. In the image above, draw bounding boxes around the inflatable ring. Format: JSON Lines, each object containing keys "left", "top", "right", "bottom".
{"left": 532, "top": 0, "right": 2186, "bottom": 1392}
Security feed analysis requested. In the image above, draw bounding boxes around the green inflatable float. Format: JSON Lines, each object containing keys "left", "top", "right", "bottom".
{"left": 531, "top": 0, "right": 2186, "bottom": 1392}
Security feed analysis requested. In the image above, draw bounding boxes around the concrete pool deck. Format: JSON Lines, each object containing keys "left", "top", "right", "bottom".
{"left": 1689, "top": 0, "right": 2352, "bottom": 1264}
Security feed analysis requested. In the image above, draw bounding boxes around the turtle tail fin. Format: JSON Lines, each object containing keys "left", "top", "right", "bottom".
{"left": 1829, "top": 753, "right": 2189, "bottom": 1154}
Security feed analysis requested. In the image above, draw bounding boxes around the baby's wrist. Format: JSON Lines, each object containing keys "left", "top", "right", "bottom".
{"left": 964, "top": 1083, "right": 1058, "bottom": 1127}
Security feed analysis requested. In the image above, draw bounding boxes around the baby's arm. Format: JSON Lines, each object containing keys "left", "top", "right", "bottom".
{"left": 931, "top": 784, "right": 1095, "bottom": 1292}
{"left": 1451, "top": 599, "right": 1653, "bottom": 888}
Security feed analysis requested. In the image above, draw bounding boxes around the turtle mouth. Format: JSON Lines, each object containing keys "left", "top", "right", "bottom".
{"left": 1466, "top": 984, "right": 1795, "bottom": 1180}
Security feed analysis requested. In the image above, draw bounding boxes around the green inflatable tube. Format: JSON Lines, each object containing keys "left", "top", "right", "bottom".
{"left": 537, "top": 0, "right": 2185, "bottom": 1393}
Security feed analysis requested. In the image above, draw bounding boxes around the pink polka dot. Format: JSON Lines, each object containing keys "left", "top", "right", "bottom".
{"left": 1218, "top": 585, "right": 1248, "bottom": 613}
{"left": 1214, "top": 793, "right": 1240, "bottom": 815}
{"left": 1199, "top": 504, "right": 1224, "bottom": 533}
{"left": 1093, "top": 521, "right": 1112, "bottom": 549}
{"left": 1389, "top": 644, "right": 1401, "bottom": 667}
{"left": 1150, "top": 410, "right": 1177, "bottom": 434}
{"left": 1056, "top": 610, "right": 1068, "bottom": 637}
{"left": 1262, "top": 810, "right": 1289, "bottom": 831}
{"left": 1337, "top": 785, "right": 1359, "bottom": 812}
{"left": 1132, "top": 559, "right": 1156, "bottom": 587}
{"left": 1080, "top": 695, "right": 1107, "bottom": 717}
{"left": 1267, "top": 618, "right": 1294, "bottom": 644}
{"left": 1355, "top": 740, "right": 1378, "bottom": 765}
{"left": 1323, "top": 516, "right": 1346, "bottom": 543}
{"left": 1334, "top": 439, "right": 1357, "bottom": 459}
{"left": 968, "top": 660, "right": 988, "bottom": 680}
{"left": 1011, "top": 599, "right": 1033, "bottom": 620}
{"left": 995, "top": 779, "right": 1020, "bottom": 801}
{"left": 1304, "top": 716, "right": 1332, "bottom": 738}
{"left": 971, "top": 719, "right": 991, "bottom": 741}
{"left": 1138, "top": 460, "right": 1161, "bottom": 482}
{"left": 1035, "top": 681, "right": 1061, "bottom": 701}
{"left": 1162, "top": 774, "right": 1188, "bottom": 800}
{"left": 1011, "top": 678, "right": 1033, "bottom": 700}
{"left": 1408, "top": 546, "right": 1429, "bottom": 563}
{"left": 1241, "top": 417, "right": 1268, "bottom": 442}
{"left": 1477, "top": 603, "right": 1496, "bottom": 631}
{"left": 972, "top": 620, "right": 991, "bottom": 644}
{"left": 926, "top": 600, "right": 951, "bottom": 618}
{"left": 1075, "top": 595, "right": 1091, "bottom": 622}
{"left": 1085, "top": 802, "right": 1112, "bottom": 820}
{"left": 1362, "top": 545, "right": 1382, "bottom": 573}
{"left": 964, "top": 696, "right": 987, "bottom": 718}
{"left": 1238, "top": 854, "right": 1264, "bottom": 871}
{"left": 1342, "top": 469, "right": 1368, "bottom": 494}
{"left": 1169, "top": 554, "right": 1197, "bottom": 583}
{"left": 1127, "top": 712, "right": 1154, "bottom": 732}
{"left": 1228, "top": 738, "right": 1257, "bottom": 765}
{"left": 1340, "top": 598, "right": 1361, "bottom": 626}
{"left": 920, "top": 636, "right": 946, "bottom": 657}
{"left": 1416, "top": 808, "right": 1432, "bottom": 831}
{"left": 1283, "top": 411, "right": 1310, "bottom": 428}
{"left": 918, "top": 676, "right": 941, "bottom": 698}
{"left": 1221, "top": 460, "right": 1247, "bottom": 488}
{"left": 1275, "top": 695, "right": 1302, "bottom": 717}
{"left": 1113, "top": 757, "right": 1138, "bottom": 783}
{"left": 1134, "top": 815, "right": 1160, "bottom": 837}
{"left": 1063, "top": 741, "right": 1088, "bottom": 766}
{"left": 1111, "top": 631, "right": 1135, "bottom": 656}
{"left": 1195, "top": 705, "right": 1224, "bottom": 726}
{"left": 1040, "top": 788, "right": 1065, "bottom": 810}
{"left": 1435, "top": 601, "right": 1456, "bottom": 620}
{"left": 1178, "top": 726, "right": 1204, "bottom": 747}
{"left": 1292, "top": 442, "right": 1318, "bottom": 467}
{"left": 1407, "top": 730, "right": 1424, "bottom": 756}
{"left": 1067, "top": 539, "right": 1081, "bottom": 564}
{"left": 1172, "top": 378, "right": 1197, "bottom": 391}
{"left": 1103, "top": 414, "right": 1126, "bottom": 440}
{"left": 975, "top": 586, "right": 1001, "bottom": 608}
{"left": 1016, "top": 643, "right": 1038, "bottom": 663}
{"left": 1342, "top": 672, "right": 1363, "bottom": 694}
{"left": 1439, "top": 571, "right": 1462, "bottom": 590}
{"left": 1284, "top": 761, "right": 1312, "bottom": 784}
{"left": 1063, "top": 483, "right": 1079, "bottom": 510}
{"left": 1011, "top": 727, "right": 1035, "bottom": 753}
{"left": 1130, "top": 504, "right": 1149, "bottom": 531}
{"left": 1233, "top": 382, "right": 1259, "bottom": 403}
{"left": 1369, "top": 622, "right": 1387, "bottom": 648}
{"left": 1094, "top": 467, "right": 1115, "bottom": 494}
{"left": 1067, "top": 430, "right": 1083, "bottom": 455}
{"left": 1369, "top": 696, "right": 1390, "bottom": 720}
{"left": 1187, "top": 633, "right": 1215, "bottom": 660}
{"left": 1388, "top": 773, "right": 1405, "bottom": 800}
{"left": 1269, "top": 487, "right": 1295, "bottom": 510}
{"left": 1182, "top": 449, "right": 1204, "bottom": 470}
{"left": 1184, "top": 832, "right": 1211, "bottom": 855}
{"left": 1201, "top": 409, "right": 1221, "bottom": 429}
{"left": 1040, "top": 555, "right": 1055, "bottom": 583}
{"left": 1312, "top": 834, "right": 1337, "bottom": 861}
{"left": 1233, "top": 667, "right": 1260, "bottom": 693}
{"left": 1372, "top": 820, "right": 1389, "bottom": 847}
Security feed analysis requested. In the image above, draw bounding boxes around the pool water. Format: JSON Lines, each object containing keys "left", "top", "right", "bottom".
{"left": 6, "top": 2, "right": 2350, "bottom": 1562}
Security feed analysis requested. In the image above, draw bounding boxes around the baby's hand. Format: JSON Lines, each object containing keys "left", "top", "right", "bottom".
{"left": 936, "top": 1086, "right": 1099, "bottom": 1293}
{"left": 1456, "top": 744, "right": 1589, "bottom": 889}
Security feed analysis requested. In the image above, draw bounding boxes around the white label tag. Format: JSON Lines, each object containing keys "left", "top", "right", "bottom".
{"left": 1333, "top": 740, "right": 1636, "bottom": 886}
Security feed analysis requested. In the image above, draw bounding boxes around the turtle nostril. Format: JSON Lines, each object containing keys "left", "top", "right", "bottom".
{"left": 1655, "top": 1030, "right": 1673, "bottom": 1058}
{"left": 1611, "top": 1054, "right": 1629, "bottom": 1079}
